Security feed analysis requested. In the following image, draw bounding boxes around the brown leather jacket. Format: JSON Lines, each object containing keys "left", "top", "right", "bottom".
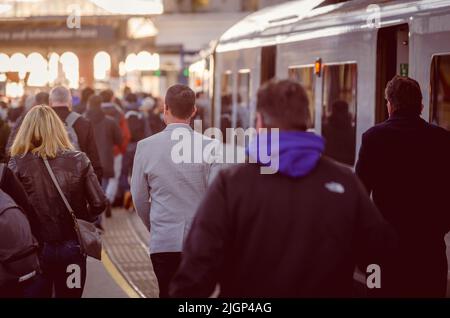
{"left": 9, "top": 151, "right": 107, "bottom": 243}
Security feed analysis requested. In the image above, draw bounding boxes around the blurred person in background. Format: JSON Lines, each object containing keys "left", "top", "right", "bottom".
{"left": 7, "top": 95, "right": 27, "bottom": 126}
{"left": 120, "top": 94, "right": 151, "bottom": 210}
{"left": 0, "top": 101, "right": 10, "bottom": 163}
{"left": 147, "top": 97, "right": 166, "bottom": 136}
{"left": 48, "top": 86, "right": 103, "bottom": 182}
{"left": 322, "top": 100, "right": 356, "bottom": 166}
{"left": 6, "top": 92, "right": 49, "bottom": 157}
{"left": 9, "top": 105, "right": 107, "bottom": 298}
{"left": 100, "top": 89, "right": 130, "bottom": 213}
{"left": 86, "top": 95, "right": 123, "bottom": 224}
{"left": 70, "top": 89, "right": 80, "bottom": 108}
{"left": 73, "top": 87, "right": 94, "bottom": 115}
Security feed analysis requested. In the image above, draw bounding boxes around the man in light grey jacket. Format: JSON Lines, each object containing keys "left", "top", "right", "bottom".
{"left": 131, "top": 84, "right": 220, "bottom": 298}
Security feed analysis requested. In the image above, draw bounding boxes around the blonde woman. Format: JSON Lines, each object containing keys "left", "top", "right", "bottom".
{"left": 8, "top": 105, "right": 107, "bottom": 298}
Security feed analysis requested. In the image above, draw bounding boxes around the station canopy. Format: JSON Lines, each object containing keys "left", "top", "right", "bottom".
{"left": 0, "top": 0, "right": 164, "bottom": 18}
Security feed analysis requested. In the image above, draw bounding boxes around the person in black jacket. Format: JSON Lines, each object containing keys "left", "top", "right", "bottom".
{"left": 170, "top": 79, "right": 393, "bottom": 298}
{"left": 73, "top": 87, "right": 94, "bottom": 115}
{"left": 322, "top": 100, "right": 356, "bottom": 166}
{"left": 49, "top": 86, "right": 103, "bottom": 182}
{"left": 86, "top": 95, "right": 123, "bottom": 220}
{"left": 356, "top": 76, "right": 450, "bottom": 297}
{"left": 9, "top": 105, "right": 107, "bottom": 298}
{"left": 85, "top": 95, "right": 123, "bottom": 183}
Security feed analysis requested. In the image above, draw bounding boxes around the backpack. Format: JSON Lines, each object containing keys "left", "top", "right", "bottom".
{"left": 0, "top": 165, "right": 40, "bottom": 285}
{"left": 125, "top": 110, "right": 146, "bottom": 142}
{"left": 65, "top": 112, "right": 81, "bottom": 151}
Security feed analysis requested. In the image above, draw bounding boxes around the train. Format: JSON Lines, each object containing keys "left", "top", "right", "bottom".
{"left": 189, "top": 0, "right": 450, "bottom": 166}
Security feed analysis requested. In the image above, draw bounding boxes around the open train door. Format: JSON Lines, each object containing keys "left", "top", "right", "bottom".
{"left": 375, "top": 24, "right": 409, "bottom": 123}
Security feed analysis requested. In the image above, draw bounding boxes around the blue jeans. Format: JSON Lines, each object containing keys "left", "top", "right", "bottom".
{"left": 24, "top": 240, "right": 86, "bottom": 298}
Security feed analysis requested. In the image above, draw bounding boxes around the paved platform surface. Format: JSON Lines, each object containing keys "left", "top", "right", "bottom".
{"left": 82, "top": 256, "right": 128, "bottom": 298}
{"left": 82, "top": 209, "right": 158, "bottom": 298}
{"left": 100, "top": 209, "right": 159, "bottom": 298}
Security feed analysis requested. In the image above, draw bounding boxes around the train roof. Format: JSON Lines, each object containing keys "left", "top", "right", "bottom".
{"left": 216, "top": 0, "right": 450, "bottom": 52}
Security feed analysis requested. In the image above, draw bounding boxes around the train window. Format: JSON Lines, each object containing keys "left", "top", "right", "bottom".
{"left": 430, "top": 55, "right": 450, "bottom": 130}
{"left": 221, "top": 71, "right": 233, "bottom": 138}
{"left": 321, "top": 63, "right": 357, "bottom": 166}
{"left": 288, "top": 66, "right": 315, "bottom": 128}
{"left": 237, "top": 69, "right": 251, "bottom": 129}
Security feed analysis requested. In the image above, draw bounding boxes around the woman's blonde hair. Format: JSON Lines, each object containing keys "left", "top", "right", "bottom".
{"left": 10, "top": 105, "right": 74, "bottom": 158}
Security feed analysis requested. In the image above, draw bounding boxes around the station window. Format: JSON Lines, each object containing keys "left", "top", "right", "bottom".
{"left": 288, "top": 66, "right": 315, "bottom": 128}
{"left": 321, "top": 63, "right": 357, "bottom": 166}
{"left": 430, "top": 55, "right": 450, "bottom": 131}
{"left": 237, "top": 69, "right": 251, "bottom": 129}
{"left": 221, "top": 72, "right": 233, "bottom": 137}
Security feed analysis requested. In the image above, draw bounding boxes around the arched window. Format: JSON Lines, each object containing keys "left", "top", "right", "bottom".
{"left": 27, "top": 52, "right": 48, "bottom": 87}
{"left": 60, "top": 52, "right": 79, "bottom": 89}
{"left": 94, "top": 51, "right": 111, "bottom": 80}
{"left": 0, "top": 53, "right": 10, "bottom": 73}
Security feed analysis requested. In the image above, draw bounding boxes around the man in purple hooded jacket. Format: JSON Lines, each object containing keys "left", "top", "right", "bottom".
{"left": 170, "top": 79, "right": 394, "bottom": 298}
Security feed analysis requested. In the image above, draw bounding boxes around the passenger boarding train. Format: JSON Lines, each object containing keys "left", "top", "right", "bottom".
{"left": 189, "top": 0, "right": 450, "bottom": 166}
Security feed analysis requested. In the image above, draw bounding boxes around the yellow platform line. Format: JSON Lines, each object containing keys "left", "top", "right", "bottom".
{"left": 101, "top": 250, "right": 141, "bottom": 298}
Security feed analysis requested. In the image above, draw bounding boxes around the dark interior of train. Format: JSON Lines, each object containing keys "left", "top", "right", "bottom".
{"left": 260, "top": 45, "right": 277, "bottom": 85}
{"left": 376, "top": 24, "right": 410, "bottom": 123}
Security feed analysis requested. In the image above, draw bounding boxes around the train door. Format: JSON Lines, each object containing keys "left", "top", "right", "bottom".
{"left": 375, "top": 24, "right": 409, "bottom": 123}
{"left": 260, "top": 45, "right": 276, "bottom": 85}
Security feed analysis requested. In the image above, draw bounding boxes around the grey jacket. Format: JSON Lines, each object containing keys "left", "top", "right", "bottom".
{"left": 131, "top": 123, "right": 221, "bottom": 254}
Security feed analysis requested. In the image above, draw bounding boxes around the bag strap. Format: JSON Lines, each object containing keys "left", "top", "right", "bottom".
{"left": 42, "top": 158, "right": 81, "bottom": 236}
{"left": 0, "top": 163, "right": 5, "bottom": 188}
{"left": 65, "top": 112, "right": 81, "bottom": 128}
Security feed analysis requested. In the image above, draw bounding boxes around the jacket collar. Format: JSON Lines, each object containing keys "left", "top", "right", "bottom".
{"left": 164, "top": 123, "right": 192, "bottom": 132}
{"left": 52, "top": 106, "right": 70, "bottom": 121}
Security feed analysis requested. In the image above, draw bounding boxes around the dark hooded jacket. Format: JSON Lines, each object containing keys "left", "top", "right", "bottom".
{"left": 170, "top": 131, "right": 394, "bottom": 298}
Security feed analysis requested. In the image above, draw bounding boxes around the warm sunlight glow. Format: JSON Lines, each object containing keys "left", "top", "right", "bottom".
{"left": 94, "top": 51, "right": 111, "bottom": 80}
{"left": 60, "top": 51, "right": 79, "bottom": 89}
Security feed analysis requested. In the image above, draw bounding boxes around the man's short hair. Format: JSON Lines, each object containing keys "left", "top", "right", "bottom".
{"left": 100, "top": 89, "right": 114, "bottom": 103}
{"left": 81, "top": 87, "right": 95, "bottom": 103}
{"left": 385, "top": 76, "right": 422, "bottom": 116}
{"left": 165, "top": 84, "right": 196, "bottom": 119}
{"left": 49, "top": 86, "right": 71, "bottom": 107}
{"left": 125, "top": 93, "right": 138, "bottom": 104}
{"left": 88, "top": 94, "right": 103, "bottom": 110}
{"left": 257, "top": 79, "right": 311, "bottom": 130}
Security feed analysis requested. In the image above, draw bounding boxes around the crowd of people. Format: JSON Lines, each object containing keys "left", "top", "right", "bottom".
{"left": 0, "top": 75, "right": 449, "bottom": 299}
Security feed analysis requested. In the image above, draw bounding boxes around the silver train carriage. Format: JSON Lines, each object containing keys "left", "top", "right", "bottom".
{"left": 189, "top": 0, "right": 450, "bottom": 166}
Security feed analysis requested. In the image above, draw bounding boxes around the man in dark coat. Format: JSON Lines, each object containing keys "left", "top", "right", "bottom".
{"left": 49, "top": 87, "right": 103, "bottom": 182}
{"left": 170, "top": 79, "right": 393, "bottom": 298}
{"left": 356, "top": 76, "right": 450, "bottom": 297}
{"left": 85, "top": 95, "right": 123, "bottom": 186}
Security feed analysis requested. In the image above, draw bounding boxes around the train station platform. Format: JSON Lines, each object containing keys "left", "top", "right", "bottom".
{"left": 83, "top": 209, "right": 450, "bottom": 298}
{"left": 82, "top": 209, "right": 159, "bottom": 298}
